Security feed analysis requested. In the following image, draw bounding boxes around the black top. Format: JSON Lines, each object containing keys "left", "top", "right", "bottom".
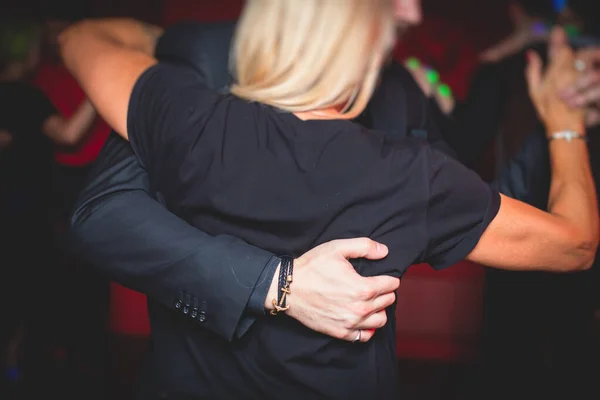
{"left": 0, "top": 82, "right": 55, "bottom": 242}
{"left": 126, "top": 62, "right": 500, "bottom": 399}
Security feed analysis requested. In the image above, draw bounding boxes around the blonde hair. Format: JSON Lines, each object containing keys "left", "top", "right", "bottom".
{"left": 230, "top": 0, "right": 396, "bottom": 119}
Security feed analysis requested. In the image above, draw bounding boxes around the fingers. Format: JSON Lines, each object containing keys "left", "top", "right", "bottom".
{"left": 568, "top": 85, "right": 600, "bottom": 108}
{"left": 586, "top": 108, "right": 600, "bottom": 128}
{"left": 329, "top": 237, "right": 388, "bottom": 260}
{"left": 338, "top": 283, "right": 397, "bottom": 342}
{"left": 548, "top": 26, "right": 568, "bottom": 62}
{"left": 575, "top": 47, "right": 600, "bottom": 66}
{"left": 342, "top": 327, "right": 378, "bottom": 343}
{"left": 364, "top": 275, "right": 400, "bottom": 296}
{"left": 563, "top": 71, "right": 600, "bottom": 107}
{"left": 370, "top": 291, "right": 397, "bottom": 311}
{"left": 357, "top": 308, "right": 388, "bottom": 330}
{"left": 562, "top": 71, "right": 600, "bottom": 97}
{"left": 525, "top": 50, "right": 543, "bottom": 98}
{"left": 358, "top": 328, "right": 377, "bottom": 343}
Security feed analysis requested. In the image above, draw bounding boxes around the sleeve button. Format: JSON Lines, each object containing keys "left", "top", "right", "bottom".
{"left": 197, "top": 311, "right": 207, "bottom": 323}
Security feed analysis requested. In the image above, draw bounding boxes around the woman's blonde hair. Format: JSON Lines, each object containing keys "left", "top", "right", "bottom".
{"left": 230, "top": 0, "right": 396, "bottom": 119}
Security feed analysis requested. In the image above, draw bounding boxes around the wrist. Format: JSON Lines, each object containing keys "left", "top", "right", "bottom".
{"left": 545, "top": 122, "right": 586, "bottom": 138}
{"left": 264, "top": 263, "right": 281, "bottom": 311}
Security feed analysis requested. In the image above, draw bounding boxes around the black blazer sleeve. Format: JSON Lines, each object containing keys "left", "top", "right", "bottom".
{"left": 68, "top": 133, "right": 278, "bottom": 341}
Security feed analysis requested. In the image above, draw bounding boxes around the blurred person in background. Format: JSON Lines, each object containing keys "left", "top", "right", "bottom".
{"left": 0, "top": 16, "right": 97, "bottom": 399}
{"left": 479, "top": 0, "right": 555, "bottom": 63}
{"left": 32, "top": 6, "right": 112, "bottom": 396}
{"left": 435, "top": 1, "right": 600, "bottom": 398}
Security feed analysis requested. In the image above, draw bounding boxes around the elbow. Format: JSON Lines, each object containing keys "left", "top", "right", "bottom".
{"left": 58, "top": 20, "right": 95, "bottom": 66}
{"left": 561, "top": 235, "right": 599, "bottom": 272}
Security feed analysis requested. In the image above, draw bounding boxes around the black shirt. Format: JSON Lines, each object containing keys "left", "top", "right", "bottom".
{"left": 127, "top": 63, "right": 500, "bottom": 399}
{"left": 0, "top": 82, "right": 55, "bottom": 242}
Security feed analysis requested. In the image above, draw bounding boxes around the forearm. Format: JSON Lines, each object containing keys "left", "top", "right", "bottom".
{"left": 45, "top": 99, "right": 96, "bottom": 146}
{"left": 546, "top": 136, "right": 599, "bottom": 260}
{"left": 69, "top": 190, "right": 276, "bottom": 340}
{"left": 70, "top": 133, "right": 277, "bottom": 339}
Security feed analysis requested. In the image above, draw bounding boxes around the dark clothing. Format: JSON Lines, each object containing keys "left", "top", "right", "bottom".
{"left": 0, "top": 81, "right": 55, "bottom": 230}
{"left": 457, "top": 45, "right": 600, "bottom": 399}
{"left": 157, "top": 21, "right": 457, "bottom": 158}
{"left": 155, "top": 21, "right": 236, "bottom": 92}
{"left": 357, "top": 61, "right": 457, "bottom": 158}
{"left": 123, "top": 61, "right": 500, "bottom": 399}
{"left": 70, "top": 20, "right": 283, "bottom": 343}
{"left": 69, "top": 21, "right": 539, "bottom": 399}
{"left": 0, "top": 81, "right": 56, "bottom": 386}
{"left": 71, "top": 133, "right": 277, "bottom": 340}
{"left": 69, "top": 20, "right": 461, "bottom": 345}
{"left": 0, "top": 81, "right": 55, "bottom": 314}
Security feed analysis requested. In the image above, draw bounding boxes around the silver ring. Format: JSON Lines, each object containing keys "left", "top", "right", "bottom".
{"left": 575, "top": 59, "right": 586, "bottom": 72}
{"left": 352, "top": 330, "right": 362, "bottom": 343}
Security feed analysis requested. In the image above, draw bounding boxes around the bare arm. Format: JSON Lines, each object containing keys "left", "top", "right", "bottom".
{"left": 467, "top": 28, "right": 599, "bottom": 272}
{"left": 42, "top": 98, "right": 96, "bottom": 147}
{"left": 59, "top": 18, "right": 162, "bottom": 139}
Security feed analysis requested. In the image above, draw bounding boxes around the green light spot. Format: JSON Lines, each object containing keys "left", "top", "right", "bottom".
{"left": 405, "top": 57, "right": 420, "bottom": 70}
{"left": 425, "top": 69, "right": 440, "bottom": 85}
{"left": 438, "top": 84, "right": 452, "bottom": 98}
{"left": 564, "top": 24, "right": 579, "bottom": 38}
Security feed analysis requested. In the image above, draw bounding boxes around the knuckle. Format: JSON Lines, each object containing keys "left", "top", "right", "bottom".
{"left": 377, "top": 314, "right": 388, "bottom": 328}
{"left": 354, "top": 284, "right": 376, "bottom": 300}
{"left": 341, "top": 329, "right": 354, "bottom": 341}
{"left": 349, "top": 304, "right": 367, "bottom": 322}
{"left": 335, "top": 329, "right": 348, "bottom": 340}
{"left": 342, "top": 308, "right": 360, "bottom": 327}
{"left": 356, "top": 303, "right": 372, "bottom": 318}
{"left": 351, "top": 237, "right": 370, "bottom": 254}
{"left": 324, "top": 240, "right": 338, "bottom": 253}
{"left": 381, "top": 295, "right": 395, "bottom": 308}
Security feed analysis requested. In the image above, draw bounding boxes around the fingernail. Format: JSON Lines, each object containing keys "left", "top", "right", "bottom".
{"left": 377, "top": 243, "right": 388, "bottom": 253}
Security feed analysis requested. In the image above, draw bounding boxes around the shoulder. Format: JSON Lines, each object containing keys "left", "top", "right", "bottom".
{"left": 129, "top": 61, "right": 219, "bottom": 122}
{"left": 156, "top": 21, "right": 236, "bottom": 89}
{"left": 135, "top": 62, "right": 210, "bottom": 91}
